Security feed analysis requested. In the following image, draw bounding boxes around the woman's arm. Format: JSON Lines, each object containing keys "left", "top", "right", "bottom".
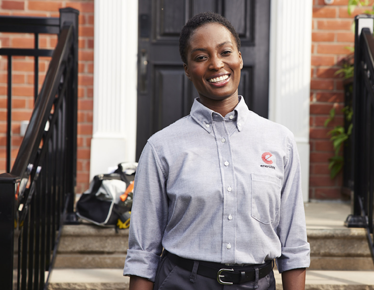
{"left": 281, "top": 268, "right": 306, "bottom": 290}
{"left": 129, "top": 276, "right": 154, "bottom": 290}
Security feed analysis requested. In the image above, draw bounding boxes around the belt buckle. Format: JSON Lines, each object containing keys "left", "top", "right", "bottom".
{"left": 217, "top": 268, "right": 234, "bottom": 285}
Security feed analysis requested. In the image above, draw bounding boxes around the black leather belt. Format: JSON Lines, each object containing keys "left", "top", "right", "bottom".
{"left": 166, "top": 252, "right": 273, "bottom": 285}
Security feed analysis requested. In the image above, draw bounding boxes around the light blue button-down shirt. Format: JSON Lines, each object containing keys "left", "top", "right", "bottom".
{"left": 124, "top": 97, "right": 310, "bottom": 281}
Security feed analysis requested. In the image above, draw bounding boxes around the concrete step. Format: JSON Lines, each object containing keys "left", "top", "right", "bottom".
{"left": 56, "top": 223, "right": 128, "bottom": 269}
{"left": 305, "top": 202, "right": 374, "bottom": 271}
{"left": 47, "top": 269, "right": 374, "bottom": 290}
{"left": 55, "top": 202, "right": 374, "bottom": 271}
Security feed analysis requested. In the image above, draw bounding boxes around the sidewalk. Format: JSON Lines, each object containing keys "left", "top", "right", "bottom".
{"left": 49, "top": 202, "right": 374, "bottom": 290}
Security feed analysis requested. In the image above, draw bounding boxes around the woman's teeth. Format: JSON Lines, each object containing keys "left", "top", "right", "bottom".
{"left": 209, "top": 75, "right": 229, "bottom": 83}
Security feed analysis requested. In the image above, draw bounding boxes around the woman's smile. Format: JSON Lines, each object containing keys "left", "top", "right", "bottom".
{"left": 183, "top": 22, "right": 243, "bottom": 114}
{"left": 207, "top": 74, "right": 230, "bottom": 85}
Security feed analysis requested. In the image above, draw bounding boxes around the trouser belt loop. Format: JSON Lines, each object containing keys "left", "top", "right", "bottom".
{"left": 189, "top": 261, "right": 199, "bottom": 283}
{"left": 254, "top": 267, "right": 259, "bottom": 289}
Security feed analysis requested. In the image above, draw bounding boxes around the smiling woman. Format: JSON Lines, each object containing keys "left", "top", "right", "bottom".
{"left": 124, "top": 12, "right": 310, "bottom": 290}
{"left": 183, "top": 23, "right": 243, "bottom": 116}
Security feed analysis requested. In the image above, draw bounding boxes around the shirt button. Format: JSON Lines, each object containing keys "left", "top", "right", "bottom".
{"left": 229, "top": 115, "right": 234, "bottom": 120}
{"left": 205, "top": 124, "right": 210, "bottom": 128}
{"left": 221, "top": 138, "right": 226, "bottom": 143}
{"left": 227, "top": 186, "right": 232, "bottom": 192}
{"left": 224, "top": 161, "right": 229, "bottom": 167}
{"left": 227, "top": 243, "right": 232, "bottom": 249}
{"left": 238, "top": 122, "right": 241, "bottom": 126}
{"left": 228, "top": 214, "right": 233, "bottom": 220}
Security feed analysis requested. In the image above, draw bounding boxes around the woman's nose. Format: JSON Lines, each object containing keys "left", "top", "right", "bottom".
{"left": 209, "top": 56, "right": 224, "bottom": 70}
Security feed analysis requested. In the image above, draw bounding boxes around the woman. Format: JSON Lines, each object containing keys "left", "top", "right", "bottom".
{"left": 124, "top": 12, "right": 310, "bottom": 290}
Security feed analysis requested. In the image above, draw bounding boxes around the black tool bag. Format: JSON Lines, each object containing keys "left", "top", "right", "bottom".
{"left": 76, "top": 162, "right": 137, "bottom": 229}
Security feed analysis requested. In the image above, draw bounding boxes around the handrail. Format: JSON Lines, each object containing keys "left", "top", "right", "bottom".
{"left": 11, "top": 25, "right": 73, "bottom": 179}
{"left": 345, "top": 15, "right": 374, "bottom": 266}
{"left": 0, "top": 8, "right": 79, "bottom": 290}
{"left": 0, "top": 15, "right": 60, "bottom": 34}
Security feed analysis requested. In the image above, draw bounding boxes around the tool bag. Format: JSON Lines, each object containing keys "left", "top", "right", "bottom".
{"left": 76, "top": 162, "right": 137, "bottom": 229}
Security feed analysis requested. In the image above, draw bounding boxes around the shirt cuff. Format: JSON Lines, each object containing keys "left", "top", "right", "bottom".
{"left": 123, "top": 249, "right": 161, "bottom": 282}
{"left": 276, "top": 243, "right": 311, "bottom": 273}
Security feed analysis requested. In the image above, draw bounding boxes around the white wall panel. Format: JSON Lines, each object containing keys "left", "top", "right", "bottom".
{"left": 269, "top": 0, "right": 312, "bottom": 202}
{"left": 90, "top": 0, "right": 138, "bottom": 179}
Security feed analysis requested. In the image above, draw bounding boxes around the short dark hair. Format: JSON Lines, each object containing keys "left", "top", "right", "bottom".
{"left": 179, "top": 12, "right": 241, "bottom": 64}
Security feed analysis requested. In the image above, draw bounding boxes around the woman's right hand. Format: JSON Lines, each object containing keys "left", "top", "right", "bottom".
{"left": 129, "top": 276, "right": 154, "bottom": 290}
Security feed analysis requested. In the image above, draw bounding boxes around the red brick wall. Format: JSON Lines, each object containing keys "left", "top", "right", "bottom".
{"left": 0, "top": 0, "right": 93, "bottom": 193}
{"left": 310, "top": 0, "right": 372, "bottom": 199}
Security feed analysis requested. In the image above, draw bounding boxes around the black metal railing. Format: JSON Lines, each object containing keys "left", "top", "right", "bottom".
{"left": 345, "top": 15, "right": 374, "bottom": 265}
{"left": 0, "top": 8, "right": 79, "bottom": 290}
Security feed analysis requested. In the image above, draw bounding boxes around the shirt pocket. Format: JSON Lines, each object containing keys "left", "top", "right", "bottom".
{"left": 251, "top": 173, "right": 281, "bottom": 225}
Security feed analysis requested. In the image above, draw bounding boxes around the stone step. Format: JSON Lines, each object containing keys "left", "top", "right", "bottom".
{"left": 55, "top": 202, "right": 374, "bottom": 271}
{"left": 47, "top": 269, "right": 374, "bottom": 290}
{"left": 55, "top": 225, "right": 374, "bottom": 270}
{"left": 308, "top": 228, "right": 374, "bottom": 270}
{"left": 305, "top": 202, "right": 374, "bottom": 271}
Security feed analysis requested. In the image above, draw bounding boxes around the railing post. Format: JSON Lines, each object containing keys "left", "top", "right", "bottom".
{"left": 59, "top": 8, "right": 79, "bottom": 223}
{"left": 0, "top": 174, "right": 20, "bottom": 290}
{"left": 345, "top": 15, "right": 374, "bottom": 227}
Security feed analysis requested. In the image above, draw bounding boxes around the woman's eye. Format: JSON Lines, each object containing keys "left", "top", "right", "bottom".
{"left": 222, "top": 50, "right": 232, "bottom": 55}
{"left": 195, "top": 55, "right": 206, "bottom": 61}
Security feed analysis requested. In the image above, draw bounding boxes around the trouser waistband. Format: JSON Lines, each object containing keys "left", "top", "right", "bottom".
{"left": 166, "top": 251, "right": 273, "bottom": 285}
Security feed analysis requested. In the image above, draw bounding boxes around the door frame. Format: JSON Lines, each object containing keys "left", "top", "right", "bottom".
{"left": 90, "top": 0, "right": 312, "bottom": 201}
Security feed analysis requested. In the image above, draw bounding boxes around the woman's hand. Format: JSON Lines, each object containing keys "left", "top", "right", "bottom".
{"left": 281, "top": 268, "right": 306, "bottom": 290}
{"left": 129, "top": 276, "right": 154, "bottom": 290}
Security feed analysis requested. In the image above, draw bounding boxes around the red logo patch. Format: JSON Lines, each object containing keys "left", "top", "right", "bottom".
{"left": 261, "top": 152, "right": 273, "bottom": 165}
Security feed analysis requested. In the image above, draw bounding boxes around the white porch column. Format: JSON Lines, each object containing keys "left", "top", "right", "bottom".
{"left": 269, "top": 0, "right": 312, "bottom": 202}
{"left": 90, "top": 0, "right": 138, "bottom": 179}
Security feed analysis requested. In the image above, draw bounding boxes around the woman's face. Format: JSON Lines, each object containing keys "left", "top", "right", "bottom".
{"left": 184, "top": 23, "right": 243, "bottom": 105}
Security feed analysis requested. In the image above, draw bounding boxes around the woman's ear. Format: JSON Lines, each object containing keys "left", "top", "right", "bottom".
{"left": 239, "top": 51, "right": 243, "bottom": 69}
{"left": 183, "top": 63, "right": 190, "bottom": 79}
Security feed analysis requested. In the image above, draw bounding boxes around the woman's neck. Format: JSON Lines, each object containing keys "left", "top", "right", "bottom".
{"left": 199, "top": 95, "right": 240, "bottom": 117}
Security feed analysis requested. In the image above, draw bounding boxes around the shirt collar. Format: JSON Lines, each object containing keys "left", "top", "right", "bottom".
{"left": 190, "top": 96, "right": 251, "bottom": 133}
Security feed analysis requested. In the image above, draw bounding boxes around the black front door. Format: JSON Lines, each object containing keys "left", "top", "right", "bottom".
{"left": 136, "top": 0, "right": 271, "bottom": 159}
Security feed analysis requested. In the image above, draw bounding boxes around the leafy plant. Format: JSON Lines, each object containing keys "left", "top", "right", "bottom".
{"left": 335, "top": 62, "right": 354, "bottom": 79}
{"left": 324, "top": 106, "right": 353, "bottom": 179}
{"left": 347, "top": 0, "right": 369, "bottom": 15}
{"left": 321, "top": 0, "right": 368, "bottom": 179}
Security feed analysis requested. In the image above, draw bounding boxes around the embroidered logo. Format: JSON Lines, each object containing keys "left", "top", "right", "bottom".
{"left": 261, "top": 152, "right": 273, "bottom": 165}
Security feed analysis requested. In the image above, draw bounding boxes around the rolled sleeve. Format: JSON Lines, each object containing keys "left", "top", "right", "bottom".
{"left": 124, "top": 249, "right": 161, "bottom": 281}
{"left": 276, "top": 135, "right": 310, "bottom": 273}
{"left": 123, "top": 142, "right": 168, "bottom": 281}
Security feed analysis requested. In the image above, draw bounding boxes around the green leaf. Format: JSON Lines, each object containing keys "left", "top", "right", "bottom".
{"left": 333, "top": 136, "right": 348, "bottom": 154}
{"left": 347, "top": 123, "right": 353, "bottom": 135}
{"left": 330, "top": 162, "right": 343, "bottom": 179}
{"left": 324, "top": 108, "right": 336, "bottom": 127}
{"left": 335, "top": 65, "right": 354, "bottom": 79}
{"left": 328, "top": 156, "right": 344, "bottom": 179}
{"left": 328, "top": 126, "right": 345, "bottom": 136}
{"left": 348, "top": 5, "right": 357, "bottom": 15}
{"left": 330, "top": 108, "right": 335, "bottom": 118}
{"left": 342, "top": 105, "right": 353, "bottom": 121}
{"left": 344, "top": 46, "right": 355, "bottom": 52}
